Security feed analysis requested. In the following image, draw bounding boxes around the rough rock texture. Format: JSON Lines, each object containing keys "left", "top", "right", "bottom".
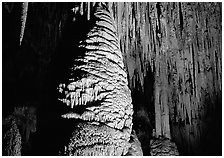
{"left": 125, "top": 130, "right": 143, "bottom": 156}
{"left": 60, "top": 122, "right": 130, "bottom": 156}
{"left": 57, "top": 3, "right": 133, "bottom": 155}
{"left": 150, "top": 136, "right": 179, "bottom": 156}
{"left": 132, "top": 106, "right": 152, "bottom": 155}
{"left": 3, "top": 116, "right": 22, "bottom": 156}
{"left": 2, "top": 106, "right": 37, "bottom": 156}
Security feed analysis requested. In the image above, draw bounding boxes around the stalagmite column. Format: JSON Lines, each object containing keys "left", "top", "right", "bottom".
{"left": 57, "top": 3, "right": 133, "bottom": 155}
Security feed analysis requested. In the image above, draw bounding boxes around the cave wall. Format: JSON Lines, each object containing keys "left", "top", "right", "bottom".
{"left": 108, "top": 2, "right": 222, "bottom": 155}
{"left": 2, "top": 2, "right": 222, "bottom": 155}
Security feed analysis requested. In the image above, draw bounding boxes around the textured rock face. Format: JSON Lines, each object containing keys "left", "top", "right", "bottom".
{"left": 133, "top": 106, "right": 152, "bottom": 155}
{"left": 2, "top": 106, "right": 37, "bottom": 156}
{"left": 61, "top": 123, "right": 130, "bottom": 155}
{"left": 3, "top": 116, "right": 22, "bottom": 156}
{"left": 57, "top": 3, "right": 133, "bottom": 155}
{"left": 125, "top": 130, "right": 143, "bottom": 156}
{"left": 109, "top": 2, "right": 221, "bottom": 155}
{"left": 150, "top": 137, "right": 179, "bottom": 156}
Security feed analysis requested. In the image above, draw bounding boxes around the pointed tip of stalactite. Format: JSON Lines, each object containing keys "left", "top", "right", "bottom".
{"left": 19, "top": 2, "right": 28, "bottom": 46}
{"left": 19, "top": 40, "right": 22, "bottom": 46}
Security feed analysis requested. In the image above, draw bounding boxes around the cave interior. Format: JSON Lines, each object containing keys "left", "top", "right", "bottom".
{"left": 2, "top": 2, "right": 222, "bottom": 156}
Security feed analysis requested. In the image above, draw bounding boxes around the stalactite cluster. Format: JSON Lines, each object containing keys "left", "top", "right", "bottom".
{"left": 108, "top": 2, "right": 221, "bottom": 155}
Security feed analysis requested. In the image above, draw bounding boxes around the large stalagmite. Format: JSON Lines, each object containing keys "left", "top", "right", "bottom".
{"left": 57, "top": 3, "right": 133, "bottom": 155}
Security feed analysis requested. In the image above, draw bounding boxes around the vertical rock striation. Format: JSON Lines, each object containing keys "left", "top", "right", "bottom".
{"left": 109, "top": 2, "right": 221, "bottom": 155}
